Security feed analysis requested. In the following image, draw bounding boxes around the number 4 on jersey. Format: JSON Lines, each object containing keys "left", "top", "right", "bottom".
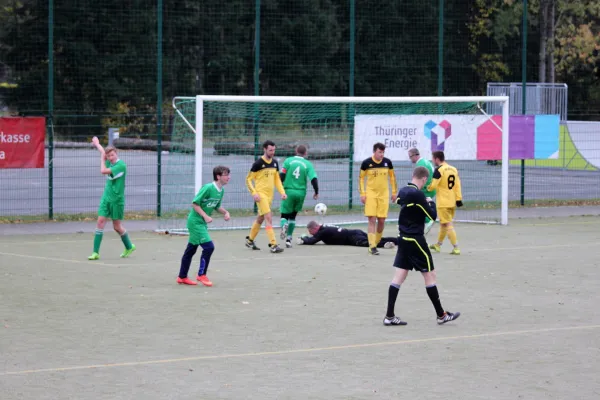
{"left": 292, "top": 166, "right": 301, "bottom": 179}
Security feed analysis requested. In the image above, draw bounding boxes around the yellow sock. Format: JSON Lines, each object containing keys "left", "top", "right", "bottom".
{"left": 368, "top": 233, "right": 376, "bottom": 248}
{"left": 265, "top": 226, "right": 277, "bottom": 246}
{"left": 437, "top": 226, "right": 448, "bottom": 245}
{"left": 249, "top": 222, "right": 261, "bottom": 241}
{"left": 447, "top": 228, "right": 458, "bottom": 246}
{"left": 375, "top": 232, "right": 382, "bottom": 246}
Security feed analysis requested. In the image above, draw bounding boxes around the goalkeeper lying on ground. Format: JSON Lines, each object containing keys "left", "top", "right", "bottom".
{"left": 296, "top": 220, "right": 398, "bottom": 248}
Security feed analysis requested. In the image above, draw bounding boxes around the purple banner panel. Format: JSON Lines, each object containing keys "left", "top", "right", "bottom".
{"left": 509, "top": 116, "right": 535, "bottom": 159}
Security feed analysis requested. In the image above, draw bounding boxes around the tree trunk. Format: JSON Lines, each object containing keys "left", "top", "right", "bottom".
{"left": 539, "top": 0, "right": 549, "bottom": 83}
{"left": 547, "top": 0, "right": 556, "bottom": 83}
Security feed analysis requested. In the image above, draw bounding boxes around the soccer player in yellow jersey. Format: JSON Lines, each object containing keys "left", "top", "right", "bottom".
{"left": 359, "top": 142, "right": 398, "bottom": 255}
{"left": 427, "top": 151, "right": 463, "bottom": 255}
{"left": 245, "top": 140, "right": 287, "bottom": 253}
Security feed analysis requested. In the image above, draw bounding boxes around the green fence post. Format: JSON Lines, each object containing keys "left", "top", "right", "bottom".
{"left": 520, "top": 0, "right": 528, "bottom": 206}
{"left": 348, "top": 0, "right": 355, "bottom": 210}
{"left": 48, "top": 0, "right": 54, "bottom": 220}
{"left": 253, "top": 0, "right": 261, "bottom": 214}
{"left": 156, "top": 0, "right": 163, "bottom": 217}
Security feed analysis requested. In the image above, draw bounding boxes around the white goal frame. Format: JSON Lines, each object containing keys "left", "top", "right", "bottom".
{"left": 172, "top": 95, "right": 510, "bottom": 225}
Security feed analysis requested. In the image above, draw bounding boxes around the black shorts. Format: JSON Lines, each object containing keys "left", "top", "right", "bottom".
{"left": 393, "top": 234, "right": 435, "bottom": 273}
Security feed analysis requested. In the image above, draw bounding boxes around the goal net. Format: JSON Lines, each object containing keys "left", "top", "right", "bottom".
{"left": 159, "top": 96, "right": 509, "bottom": 234}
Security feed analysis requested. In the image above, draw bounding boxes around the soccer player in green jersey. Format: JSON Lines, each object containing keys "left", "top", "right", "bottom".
{"left": 279, "top": 145, "right": 319, "bottom": 248}
{"left": 88, "top": 137, "right": 135, "bottom": 260}
{"left": 177, "top": 165, "right": 231, "bottom": 286}
{"left": 408, "top": 148, "right": 436, "bottom": 235}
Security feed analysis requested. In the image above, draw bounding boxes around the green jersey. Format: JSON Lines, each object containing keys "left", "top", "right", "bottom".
{"left": 102, "top": 159, "right": 127, "bottom": 202}
{"left": 187, "top": 182, "right": 224, "bottom": 226}
{"left": 281, "top": 156, "right": 317, "bottom": 192}
{"left": 416, "top": 157, "right": 436, "bottom": 198}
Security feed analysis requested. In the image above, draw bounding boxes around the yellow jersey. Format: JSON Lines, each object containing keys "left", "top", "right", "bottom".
{"left": 359, "top": 156, "right": 397, "bottom": 198}
{"left": 246, "top": 156, "right": 285, "bottom": 197}
{"left": 427, "top": 162, "right": 462, "bottom": 208}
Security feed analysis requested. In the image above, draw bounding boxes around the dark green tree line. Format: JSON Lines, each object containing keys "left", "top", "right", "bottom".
{"left": 0, "top": 0, "right": 598, "bottom": 138}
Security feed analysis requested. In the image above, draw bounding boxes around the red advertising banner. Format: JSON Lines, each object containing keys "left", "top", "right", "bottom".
{"left": 0, "top": 117, "right": 46, "bottom": 169}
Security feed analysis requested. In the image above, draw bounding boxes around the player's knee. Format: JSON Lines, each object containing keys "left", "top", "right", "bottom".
{"left": 289, "top": 211, "right": 298, "bottom": 220}
{"left": 201, "top": 241, "right": 215, "bottom": 254}
{"left": 112, "top": 221, "right": 123, "bottom": 233}
{"left": 184, "top": 243, "right": 199, "bottom": 256}
{"left": 423, "top": 270, "right": 437, "bottom": 285}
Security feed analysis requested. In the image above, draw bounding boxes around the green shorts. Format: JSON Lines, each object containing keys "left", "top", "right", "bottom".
{"left": 98, "top": 199, "right": 125, "bottom": 220}
{"left": 187, "top": 223, "right": 212, "bottom": 245}
{"left": 280, "top": 190, "right": 306, "bottom": 214}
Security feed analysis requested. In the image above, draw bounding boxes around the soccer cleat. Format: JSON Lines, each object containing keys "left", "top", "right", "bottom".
{"left": 424, "top": 220, "right": 435, "bottom": 235}
{"left": 269, "top": 244, "right": 284, "bottom": 253}
{"left": 383, "top": 316, "right": 407, "bottom": 326}
{"left": 429, "top": 243, "right": 441, "bottom": 253}
{"left": 368, "top": 247, "right": 380, "bottom": 255}
{"left": 245, "top": 236, "right": 260, "bottom": 250}
{"left": 383, "top": 241, "right": 396, "bottom": 249}
{"left": 450, "top": 247, "right": 461, "bottom": 255}
{"left": 197, "top": 275, "right": 213, "bottom": 287}
{"left": 280, "top": 223, "right": 289, "bottom": 240}
{"left": 88, "top": 252, "right": 100, "bottom": 260}
{"left": 285, "top": 239, "right": 293, "bottom": 248}
{"left": 437, "top": 311, "right": 461, "bottom": 325}
{"left": 177, "top": 277, "right": 197, "bottom": 285}
{"left": 120, "top": 244, "right": 136, "bottom": 258}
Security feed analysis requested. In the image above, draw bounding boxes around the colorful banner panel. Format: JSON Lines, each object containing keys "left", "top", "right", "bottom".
{"left": 353, "top": 114, "right": 559, "bottom": 162}
{"left": 0, "top": 117, "right": 46, "bottom": 169}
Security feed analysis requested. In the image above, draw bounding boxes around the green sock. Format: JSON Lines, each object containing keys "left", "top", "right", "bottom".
{"left": 288, "top": 220, "right": 296, "bottom": 237}
{"left": 93, "top": 229, "right": 103, "bottom": 253}
{"left": 280, "top": 218, "right": 288, "bottom": 234}
{"left": 120, "top": 231, "right": 132, "bottom": 250}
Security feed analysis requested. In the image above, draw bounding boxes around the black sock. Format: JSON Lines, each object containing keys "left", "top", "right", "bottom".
{"left": 386, "top": 283, "right": 400, "bottom": 317}
{"left": 426, "top": 285, "right": 445, "bottom": 317}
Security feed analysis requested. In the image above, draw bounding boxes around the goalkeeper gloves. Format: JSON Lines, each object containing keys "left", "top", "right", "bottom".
{"left": 295, "top": 237, "right": 304, "bottom": 245}
{"left": 456, "top": 200, "right": 463, "bottom": 207}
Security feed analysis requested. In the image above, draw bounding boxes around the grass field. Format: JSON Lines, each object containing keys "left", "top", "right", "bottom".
{"left": 1, "top": 216, "right": 600, "bottom": 399}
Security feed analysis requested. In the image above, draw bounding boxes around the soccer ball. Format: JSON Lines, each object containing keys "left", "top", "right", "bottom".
{"left": 314, "top": 203, "right": 327, "bottom": 215}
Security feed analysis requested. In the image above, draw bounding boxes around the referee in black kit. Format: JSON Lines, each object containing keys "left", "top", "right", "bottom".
{"left": 383, "top": 166, "right": 461, "bottom": 326}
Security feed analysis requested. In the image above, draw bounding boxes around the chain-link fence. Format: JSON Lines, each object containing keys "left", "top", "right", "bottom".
{"left": 1, "top": 0, "right": 599, "bottom": 222}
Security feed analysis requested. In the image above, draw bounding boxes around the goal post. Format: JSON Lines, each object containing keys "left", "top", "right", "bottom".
{"left": 161, "top": 95, "right": 509, "bottom": 233}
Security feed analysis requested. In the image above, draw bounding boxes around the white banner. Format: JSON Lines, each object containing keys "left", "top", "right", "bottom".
{"left": 354, "top": 114, "right": 485, "bottom": 161}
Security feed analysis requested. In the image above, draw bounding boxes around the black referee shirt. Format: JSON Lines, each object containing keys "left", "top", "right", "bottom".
{"left": 396, "top": 183, "right": 437, "bottom": 235}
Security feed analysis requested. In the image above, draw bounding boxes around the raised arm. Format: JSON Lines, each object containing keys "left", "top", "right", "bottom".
{"left": 92, "top": 136, "right": 112, "bottom": 175}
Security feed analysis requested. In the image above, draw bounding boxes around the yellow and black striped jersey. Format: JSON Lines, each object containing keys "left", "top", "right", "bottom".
{"left": 359, "top": 156, "right": 397, "bottom": 197}
{"left": 246, "top": 156, "right": 285, "bottom": 197}
{"left": 427, "top": 162, "right": 462, "bottom": 208}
